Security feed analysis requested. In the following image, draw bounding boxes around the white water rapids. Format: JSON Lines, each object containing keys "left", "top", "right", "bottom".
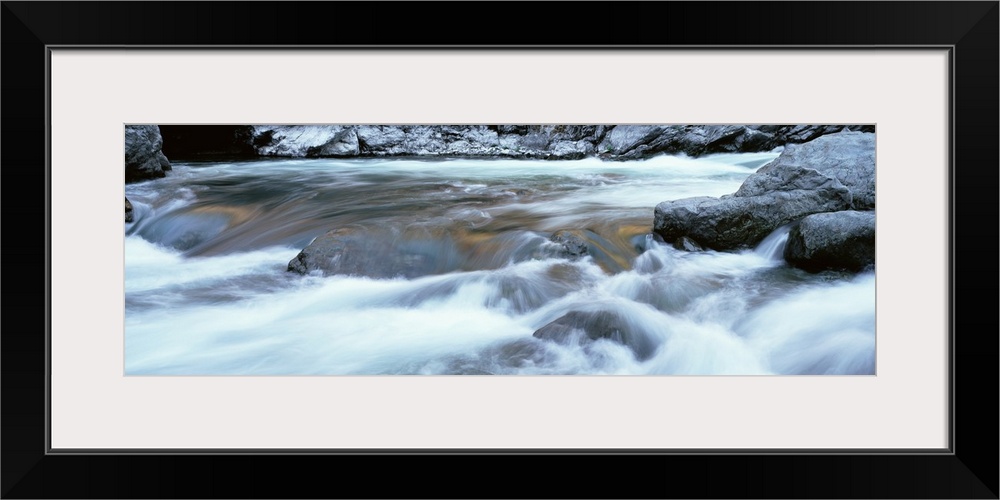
{"left": 124, "top": 153, "right": 875, "bottom": 375}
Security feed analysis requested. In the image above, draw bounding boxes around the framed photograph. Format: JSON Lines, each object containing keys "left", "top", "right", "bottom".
{"left": 4, "top": 2, "right": 996, "bottom": 498}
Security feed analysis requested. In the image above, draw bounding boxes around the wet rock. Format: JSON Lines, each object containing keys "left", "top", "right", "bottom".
{"left": 784, "top": 210, "right": 875, "bottom": 272}
{"left": 737, "top": 131, "right": 875, "bottom": 209}
{"left": 672, "top": 236, "right": 704, "bottom": 252}
{"left": 125, "top": 197, "right": 134, "bottom": 223}
{"left": 653, "top": 131, "right": 873, "bottom": 250}
{"left": 532, "top": 310, "right": 657, "bottom": 360}
{"left": 631, "top": 232, "right": 665, "bottom": 253}
{"left": 549, "top": 230, "right": 588, "bottom": 257}
{"left": 287, "top": 226, "right": 463, "bottom": 278}
{"left": 124, "top": 125, "right": 171, "bottom": 182}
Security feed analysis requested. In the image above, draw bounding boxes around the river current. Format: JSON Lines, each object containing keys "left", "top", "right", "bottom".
{"left": 124, "top": 153, "right": 875, "bottom": 375}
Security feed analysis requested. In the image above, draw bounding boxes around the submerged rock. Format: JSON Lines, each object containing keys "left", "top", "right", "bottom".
{"left": 287, "top": 226, "right": 463, "bottom": 278}
{"left": 548, "top": 230, "right": 589, "bottom": 258}
{"left": 124, "top": 125, "right": 171, "bottom": 182}
{"left": 532, "top": 310, "right": 657, "bottom": 360}
{"left": 672, "top": 236, "right": 704, "bottom": 252}
{"left": 784, "top": 210, "right": 875, "bottom": 272}
{"left": 653, "top": 131, "right": 874, "bottom": 250}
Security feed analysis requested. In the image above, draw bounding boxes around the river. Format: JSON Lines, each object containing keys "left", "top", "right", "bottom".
{"left": 124, "top": 153, "right": 875, "bottom": 375}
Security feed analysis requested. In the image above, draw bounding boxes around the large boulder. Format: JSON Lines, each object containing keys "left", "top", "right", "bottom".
{"left": 784, "top": 210, "right": 876, "bottom": 272}
{"left": 124, "top": 125, "right": 171, "bottom": 182}
{"left": 736, "top": 131, "right": 875, "bottom": 209}
{"left": 653, "top": 131, "right": 874, "bottom": 250}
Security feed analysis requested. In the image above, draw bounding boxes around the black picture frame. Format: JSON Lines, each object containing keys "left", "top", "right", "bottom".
{"left": 3, "top": 2, "right": 997, "bottom": 498}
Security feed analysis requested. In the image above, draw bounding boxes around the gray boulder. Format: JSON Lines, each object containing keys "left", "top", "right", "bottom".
{"left": 532, "top": 310, "right": 657, "bottom": 360}
{"left": 784, "top": 210, "right": 875, "bottom": 272}
{"left": 653, "top": 131, "right": 873, "bottom": 250}
{"left": 737, "top": 131, "right": 875, "bottom": 209}
{"left": 124, "top": 125, "right": 171, "bottom": 182}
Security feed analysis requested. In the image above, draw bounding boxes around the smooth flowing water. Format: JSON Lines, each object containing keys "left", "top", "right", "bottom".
{"left": 124, "top": 153, "right": 875, "bottom": 375}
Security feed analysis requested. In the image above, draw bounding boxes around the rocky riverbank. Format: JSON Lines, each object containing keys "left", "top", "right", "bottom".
{"left": 128, "top": 124, "right": 873, "bottom": 181}
{"left": 653, "top": 131, "right": 875, "bottom": 272}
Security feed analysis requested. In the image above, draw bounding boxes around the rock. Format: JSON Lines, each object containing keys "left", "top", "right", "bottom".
{"left": 307, "top": 128, "right": 360, "bottom": 157}
{"left": 254, "top": 125, "right": 351, "bottom": 157}
{"left": 546, "top": 139, "right": 594, "bottom": 159}
{"left": 243, "top": 124, "right": 872, "bottom": 161}
{"left": 125, "top": 197, "right": 133, "bottom": 223}
{"left": 672, "top": 236, "right": 703, "bottom": 252}
{"left": 124, "top": 125, "right": 171, "bottom": 182}
{"left": 654, "top": 183, "right": 852, "bottom": 251}
{"left": 653, "top": 131, "right": 873, "bottom": 250}
{"left": 532, "top": 310, "right": 657, "bottom": 360}
{"left": 549, "top": 230, "right": 588, "bottom": 257}
{"left": 598, "top": 124, "right": 874, "bottom": 159}
{"left": 287, "top": 226, "right": 463, "bottom": 278}
{"left": 784, "top": 210, "right": 875, "bottom": 272}
{"left": 538, "top": 229, "right": 632, "bottom": 273}
{"left": 599, "top": 125, "right": 683, "bottom": 159}
{"left": 737, "top": 131, "right": 875, "bottom": 209}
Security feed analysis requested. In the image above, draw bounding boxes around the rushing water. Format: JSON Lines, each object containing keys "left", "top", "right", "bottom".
{"left": 124, "top": 153, "right": 875, "bottom": 375}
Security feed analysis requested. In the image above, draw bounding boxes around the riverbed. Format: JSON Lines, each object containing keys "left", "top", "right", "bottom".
{"left": 124, "top": 153, "right": 875, "bottom": 375}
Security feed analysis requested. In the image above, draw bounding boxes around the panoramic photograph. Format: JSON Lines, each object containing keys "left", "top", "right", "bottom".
{"left": 124, "top": 124, "right": 876, "bottom": 375}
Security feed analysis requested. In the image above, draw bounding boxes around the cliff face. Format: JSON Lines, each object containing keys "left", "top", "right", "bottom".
{"left": 149, "top": 124, "right": 874, "bottom": 161}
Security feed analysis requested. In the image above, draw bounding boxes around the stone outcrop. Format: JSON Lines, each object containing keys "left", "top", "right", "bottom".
{"left": 653, "top": 131, "right": 875, "bottom": 250}
{"left": 246, "top": 124, "right": 872, "bottom": 160}
{"left": 784, "top": 210, "right": 876, "bottom": 272}
{"left": 125, "top": 197, "right": 134, "bottom": 223}
{"left": 131, "top": 124, "right": 875, "bottom": 170}
{"left": 124, "top": 125, "right": 171, "bottom": 182}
